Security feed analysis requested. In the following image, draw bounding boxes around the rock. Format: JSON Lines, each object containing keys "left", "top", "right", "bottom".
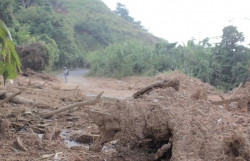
{"left": 153, "top": 99, "right": 159, "bottom": 103}
{"left": 227, "top": 102, "right": 238, "bottom": 111}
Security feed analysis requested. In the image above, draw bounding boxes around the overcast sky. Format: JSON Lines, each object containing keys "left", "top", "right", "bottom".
{"left": 101, "top": 0, "right": 250, "bottom": 45}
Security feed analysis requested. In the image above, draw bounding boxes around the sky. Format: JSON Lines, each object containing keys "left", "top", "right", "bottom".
{"left": 101, "top": 0, "right": 250, "bottom": 45}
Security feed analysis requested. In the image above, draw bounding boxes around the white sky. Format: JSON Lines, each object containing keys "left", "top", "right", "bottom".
{"left": 101, "top": 0, "right": 250, "bottom": 45}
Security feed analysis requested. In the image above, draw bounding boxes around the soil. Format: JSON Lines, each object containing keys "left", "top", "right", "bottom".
{"left": 0, "top": 69, "right": 250, "bottom": 161}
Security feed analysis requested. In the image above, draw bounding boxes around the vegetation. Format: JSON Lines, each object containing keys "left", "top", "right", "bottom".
{"left": 1, "top": 0, "right": 163, "bottom": 71}
{"left": 86, "top": 26, "right": 250, "bottom": 91}
{"left": 114, "top": 3, "right": 146, "bottom": 31}
{"left": 0, "top": 20, "right": 21, "bottom": 85}
{"left": 0, "top": 0, "right": 249, "bottom": 91}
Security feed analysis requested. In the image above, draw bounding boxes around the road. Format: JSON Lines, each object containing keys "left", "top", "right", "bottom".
{"left": 57, "top": 68, "right": 90, "bottom": 86}
{"left": 56, "top": 68, "right": 135, "bottom": 99}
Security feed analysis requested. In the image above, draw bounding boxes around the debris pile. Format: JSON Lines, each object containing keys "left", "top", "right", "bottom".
{"left": 0, "top": 71, "right": 250, "bottom": 160}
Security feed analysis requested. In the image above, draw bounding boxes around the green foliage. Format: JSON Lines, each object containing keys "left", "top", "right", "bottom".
{"left": 1, "top": 0, "right": 249, "bottom": 92}
{"left": 1, "top": 0, "right": 164, "bottom": 70}
{"left": 86, "top": 41, "right": 154, "bottom": 78}
{"left": 37, "top": 34, "right": 59, "bottom": 70}
{"left": 0, "top": 0, "right": 14, "bottom": 27}
{"left": 0, "top": 20, "right": 21, "bottom": 71}
{"left": 0, "top": 62, "right": 18, "bottom": 85}
{"left": 114, "top": 3, "right": 145, "bottom": 30}
{"left": 0, "top": 20, "right": 21, "bottom": 85}
{"left": 14, "top": 3, "right": 79, "bottom": 68}
{"left": 212, "top": 26, "right": 250, "bottom": 90}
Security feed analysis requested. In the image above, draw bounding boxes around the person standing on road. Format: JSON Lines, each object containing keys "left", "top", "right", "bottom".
{"left": 64, "top": 67, "right": 68, "bottom": 83}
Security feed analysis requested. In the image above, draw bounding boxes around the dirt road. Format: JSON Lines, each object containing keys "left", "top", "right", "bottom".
{"left": 57, "top": 68, "right": 90, "bottom": 86}
{"left": 57, "top": 68, "right": 136, "bottom": 99}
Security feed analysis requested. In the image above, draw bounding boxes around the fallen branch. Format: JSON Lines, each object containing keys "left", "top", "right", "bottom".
{"left": 0, "top": 90, "right": 47, "bottom": 106}
{"left": 31, "top": 126, "right": 45, "bottom": 133}
{"left": 133, "top": 79, "right": 180, "bottom": 99}
{"left": 211, "top": 96, "right": 250, "bottom": 108}
{"left": 10, "top": 122, "right": 23, "bottom": 128}
{"left": 40, "top": 91, "right": 104, "bottom": 119}
{"left": 0, "top": 89, "right": 25, "bottom": 106}
{"left": 16, "top": 136, "right": 27, "bottom": 151}
{"left": 229, "top": 83, "right": 242, "bottom": 99}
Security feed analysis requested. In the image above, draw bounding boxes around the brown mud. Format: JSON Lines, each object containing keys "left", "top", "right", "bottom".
{"left": 0, "top": 71, "right": 249, "bottom": 161}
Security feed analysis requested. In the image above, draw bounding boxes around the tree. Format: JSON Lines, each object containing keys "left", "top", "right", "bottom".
{"left": 0, "top": 0, "right": 14, "bottom": 27}
{"left": 212, "top": 26, "right": 250, "bottom": 90}
{"left": 114, "top": 3, "right": 145, "bottom": 30}
{"left": 0, "top": 20, "right": 21, "bottom": 84}
{"left": 221, "top": 26, "right": 244, "bottom": 46}
{"left": 114, "top": 3, "right": 131, "bottom": 22}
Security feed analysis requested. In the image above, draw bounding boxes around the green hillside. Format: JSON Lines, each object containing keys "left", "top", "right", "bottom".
{"left": 0, "top": 0, "right": 164, "bottom": 70}
{"left": 54, "top": 0, "right": 164, "bottom": 50}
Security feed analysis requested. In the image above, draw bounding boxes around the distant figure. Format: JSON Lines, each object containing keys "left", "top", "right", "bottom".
{"left": 64, "top": 67, "right": 68, "bottom": 83}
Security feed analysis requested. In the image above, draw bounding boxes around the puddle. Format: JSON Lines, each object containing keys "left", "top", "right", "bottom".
{"left": 38, "top": 134, "right": 43, "bottom": 139}
{"left": 61, "top": 129, "right": 89, "bottom": 149}
{"left": 37, "top": 129, "right": 89, "bottom": 149}
{"left": 64, "top": 140, "right": 89, "bottom": 148}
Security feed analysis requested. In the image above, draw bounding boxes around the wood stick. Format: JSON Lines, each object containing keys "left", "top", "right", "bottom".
{"left": 40, "top": 91, "right": 104, "bottom": 119}
{"left": 211, "top": 96, "right": 250, "bottom": 109}
{"left": 0, "top": 90, "right": 38, "bottom": 105}
{"left": 133, "top": 79, "right": 179, "bottom": 99}
{"left": 16, "top": 136, "right": 27, "bottom": 151}
{"left": 229, "top": 83, "right": 242, "bottom": 99}
{"left": 31, "top": 127, "right": 45, "bottom": 133}
{"left": 10, "top": 122, "right": 23, "bottom": 127}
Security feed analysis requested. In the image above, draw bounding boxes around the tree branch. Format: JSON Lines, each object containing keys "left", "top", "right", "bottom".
{"left": 40, "top": 91, "right": 104, "bottom": 119}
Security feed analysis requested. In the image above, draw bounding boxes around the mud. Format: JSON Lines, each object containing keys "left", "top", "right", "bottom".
{"left": 0, "top": 71, "right": 250, "bottom": 160}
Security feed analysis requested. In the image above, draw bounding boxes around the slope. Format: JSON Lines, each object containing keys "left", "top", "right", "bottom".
{"left": 51, "top": 0, "right": 165, "bottom": 51}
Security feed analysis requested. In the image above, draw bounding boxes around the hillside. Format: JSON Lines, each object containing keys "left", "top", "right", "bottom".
{"left": 0, "top": 0, "right": 165, "bottom": 70}
{"left": 53, "top": 0, "right": 164, "bottom": 50}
